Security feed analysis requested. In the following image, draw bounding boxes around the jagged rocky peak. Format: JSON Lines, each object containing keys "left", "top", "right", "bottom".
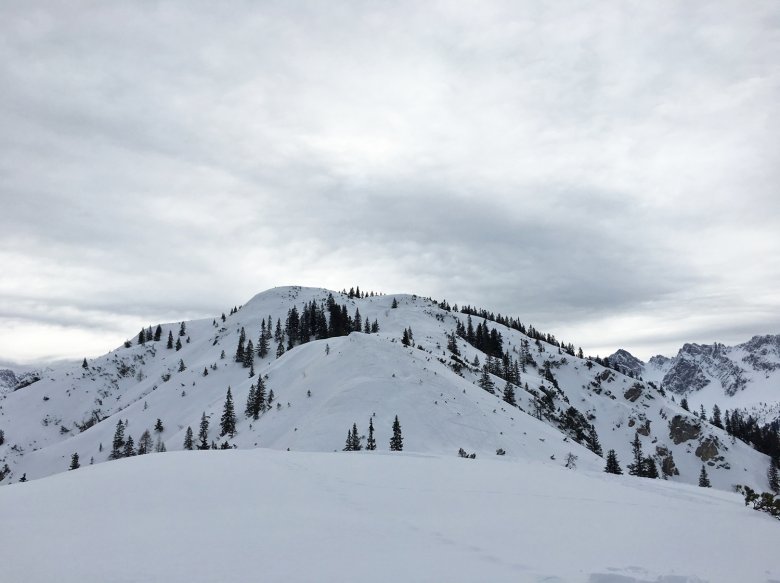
{"left": 738, "top": 334, "right": 780, "bottom": 373}
{"left": 607, "top": 349, "right": 645, "bottom": 377}
{"left": 647, "top": 354, "right": 671, "bottom": 368}
{"left": 662, "top": 341, "right": 746, "bottom": 396}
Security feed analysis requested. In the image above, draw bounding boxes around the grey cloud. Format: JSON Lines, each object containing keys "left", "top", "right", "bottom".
{"left": 0, "top": 1, "right": 778, "bottom": 362}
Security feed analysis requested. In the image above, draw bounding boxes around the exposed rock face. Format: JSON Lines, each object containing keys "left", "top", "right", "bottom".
{"left": 608, "top": 349, "right": 645, "bottom": 378}
{"left": 695, "top": 436, "right": 721, "bottom": 462}
{"left": 740, "top": 335, "right": 780, "bottom": 373}
{"left": 0, "top": 369, "right": 18, "bottom": 392}
{"left": 668, "top": 415, "right": 701, "bottom": 444}
{"left": 661, "top": 342, "right": 746, "bottom": 396}
{"left": 623, "top": 383, "right": 643, "bottom": 402}
{"left": 656, "top": 446, "right": 679, "bottom": 476}
{"left": 648, "top": 355, "right": 670, "bottom": 368}
{"left": 636, "top": 419, "right": 651, "bottom": 436}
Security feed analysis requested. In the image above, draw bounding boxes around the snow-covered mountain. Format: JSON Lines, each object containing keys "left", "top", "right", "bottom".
{"left": 610, "top": 335, "right": 780, "bottom": 421}
{"left": 0, "top": 286, "right": 775, "bottom": 494}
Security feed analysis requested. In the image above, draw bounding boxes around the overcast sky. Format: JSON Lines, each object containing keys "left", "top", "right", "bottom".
{"left": 1, "top": 1, "right": 778, "bottom": 364}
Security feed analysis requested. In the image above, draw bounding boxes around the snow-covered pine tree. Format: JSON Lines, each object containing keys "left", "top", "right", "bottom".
{"left": 198, "top": 412, "right": 209, "bottom": 449}
{"left": 390, "top": 416, "right": 403, "bottom": 451}
{"left": 502, "top": 380, "right": 517, "bottom": 406}
{"left": 351, "top": 423, "right": 362, "bottom": 451}
{"left": 768, "top": 457, "right": 779, "bottom": 493}
{"left": 220, "top": 387, "right": 237, "bottom": 437}
{"left": 366, "top": 417, "right": 376, "bottom": 450}
{"left": 644, "top": 457, "right": 659, "bottom": 479}
{"left": 478, "top": 367, "right": 495, "bottom": 394}
{"left": 245, "top": 384, "right": 257, "bottom": 418}
{"left": 123, "top": 435, "right": 136, "bottom": 457}
{"left": 109, "top": 420, "right": 125, "bottom": 460}
{"left": 588, "top": 425, "right": 603, "bottom": 457}
{"left": 604, "top": 449, "right": 622, "bottom": 474}
{"left": 627, "top": 432, "right": 645, "bottom": 477}
{"left": 699, "top": 465, "right": 711, "bottom": 487}
{"left": 183, "top": 426, "right": 194, "bottom": 450}
{"left": 137, "top": 430, "right": 153, "bottom": 455}
{"left": 154, "top": 418, "right": 164, "bottom": 433}
{"left": 167, "top": 331, "right": 174, "bottom": 349}
{"left": 69, "top": 452, "right": 80, "bottom": 470}
{"left": 235, "top": 327, "right": 246, "bottom": 363}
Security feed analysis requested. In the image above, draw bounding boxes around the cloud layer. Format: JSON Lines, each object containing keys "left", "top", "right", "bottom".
{"left": 1, "top": 1, "right": 778, "bottom": 362}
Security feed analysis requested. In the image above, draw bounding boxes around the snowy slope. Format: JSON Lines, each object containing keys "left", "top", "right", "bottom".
{"left": 0, "top": 286, "right": 774, "bottom": 493}
{"left": 1, "top": 448, "right": 778, "bottom": 583}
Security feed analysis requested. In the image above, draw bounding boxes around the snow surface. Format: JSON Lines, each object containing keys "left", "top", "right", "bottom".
{"left": 1, "top": 448, "right": 778, "bottom": 583}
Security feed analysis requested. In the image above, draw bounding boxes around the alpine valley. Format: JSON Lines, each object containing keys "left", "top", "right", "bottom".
{"left": 1, "top": 286, "right": 779, "bottom": 583}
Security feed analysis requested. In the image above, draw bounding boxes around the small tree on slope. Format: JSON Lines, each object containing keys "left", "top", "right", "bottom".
{"left": 366, "top": 417, "right": 376, "bottom": 451}
{"left": 699, "top": 465, "right": 711, "bottom": 488}
{"left": 198, "top": 412, "right": 210, "bottom": 450}
{"left": 183, "top": 426, "right": 194, "bottom": 450}
{"left": 109, "top": 420, "right": 125, "bottom": 460}
{"left": 220, "top": 387, "right": 237, "bottom": 438}
{"left": 69, "top": 452, "right": 80, "bottom": 470}
{"left": 390, "top": 416, "right": 403, "bottom": 451}
{"left": 604, "top": 449, "right": 622, "bottom": 475}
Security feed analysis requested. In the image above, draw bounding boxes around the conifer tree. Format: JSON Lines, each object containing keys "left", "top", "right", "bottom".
{"left": 627, "top": 432, "right": 644, "bottom": 477}
{"left": 254, "top": 376, "right": 267, "bottom": 418}
{"left": 711, "top": 404, "right": 723, "bottom": 429}
{"left": 698, "top": 465, "right": 711, "bottom": 487}
{"left": 343, "top": 429, "right": 354, "bottom": 451}
{"left": 353, "top": 308, "right": 362, "bottom": 333}
{"left": 69, "top": 452, "right": 80, "bottom": 470}
{"left": 604, "top": 449, "right": 622, "bottom": 474}
{"left": 644, "top": 457, "right": 659, "bottom": 479}
{"left": 680, "top": 397, "right": 689, "bottom": 411}
{"left": 588, "top": 425, "right": 603, "bottom": 457}
{"left": 391, "top": 298, "right": 398, "bottom": 308}
{"left": 366, "top": 417, "right": 376, "bottom": 450}
{"left": 155, "top": 436, "right": 166, "bottom": 452}
{"left": 258, "top": 327, "right": 269, "bottom": 358}
{"left": 220, "top": 387, "right": 237, "bottom": 437}
{"left": 389, "top": 415, "right": 403, "bottom": 451}
{"left": 245, "top": 384, "right": 257, "bottom": 418}
{"left": 478, "top": 367, "right": 496, "bottom": 394}
{"left": 276, "top": 341, "right": 285, "bottom": 358}
{"left": 502, "top": 381, "right": 517, "bottom": 406}
{"left": 768, "top": 457, "right": 779, "bottom": 494}
{"left": 183, "top": 426, "right": 194, "bottom": 450}
{"left": 179, "top": 322, "right": 186, "bottom": 337}
{"left": 154, "top": 418, "right": 164, "bottom": 433}
{"left": 350, "top": 423, "right": 362, "bottom": 451}
{"left": 137, "top": 430, "right": 153, "bottom": 455}
{"left": 110, "top": 420, "right": 125, "bottom": 460}
{"left": 244, "top": 340, "right": 254, "bottom": 369}
{"left": 372, "top": 320, "right": 379, "bottom": 333}
{"left": 138, "top": 328, "right": 146, "bottom": 344}
{"left": 402, "top": 328, "right": 411, "bottom": 347}
{"left": 123, "top": 435, "right": 136, "bottom": 457}
{"left": 167, "top": 331, "right": 174, "bottom": 349}
{"left": 198, "top": 412, "right": 209, "bottom": 449}
{"left": 178, "top": 359, "right": 186, "bottom": 372}
{"left": 175, "top": 337, "right": 182, "bottom": 351}
{"left": 235, "top": 327, "right": 246, "bottom": 363}
{"left": 82, "top": 358, "right": 88, "bottom": 369}
{"left": 154, "top": 325, "right": 162, "bottom": 342}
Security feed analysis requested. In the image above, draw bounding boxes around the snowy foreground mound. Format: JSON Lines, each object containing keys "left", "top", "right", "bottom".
{"left": 1, "top": 449, "right": 778, "bottom": 583}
